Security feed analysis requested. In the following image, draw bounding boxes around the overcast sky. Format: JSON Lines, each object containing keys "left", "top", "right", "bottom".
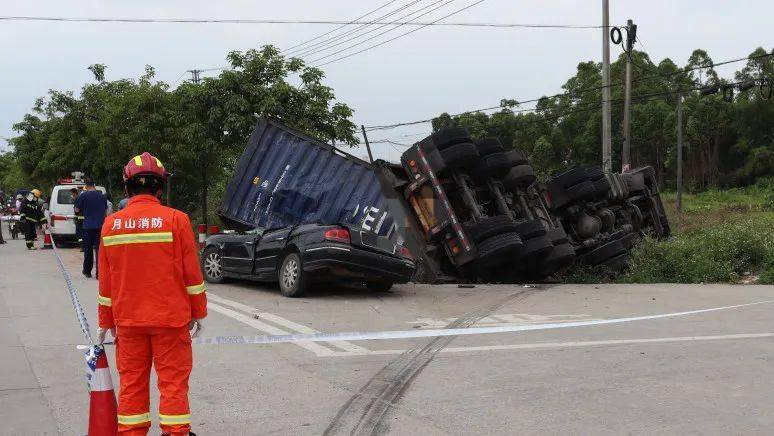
{"left": 1, "top": 0, "right": 771, "bottom": 162}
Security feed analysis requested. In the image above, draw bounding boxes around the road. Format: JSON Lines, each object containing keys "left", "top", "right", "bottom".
{"left": 2, "top": 229, "right": 774, "bottom": 435}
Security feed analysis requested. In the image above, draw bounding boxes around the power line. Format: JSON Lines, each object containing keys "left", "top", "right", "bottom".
{"left": 306, "top": 0, "right": 458, "bottom": 63}
{"left": 366, "top": 77, "right": 763, "bottom": 148}
{"left": 282, "top": 0, "right": 403, "bottom": 53}
{"left": 365, "top": 52, "right": 774, "bottom": 130}
{"left": 284, "top": 0, "right": 424, "bottom": 57}
{"left": 0, "top": 15, "right": 612, "bottom": 28}
{"left": 314, "top": 0, "right": 489, "bottom": 67}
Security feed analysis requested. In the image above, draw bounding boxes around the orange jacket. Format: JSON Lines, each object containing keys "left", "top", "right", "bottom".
{"left": 98, "top": 194, "right": 207, "bottom": 328}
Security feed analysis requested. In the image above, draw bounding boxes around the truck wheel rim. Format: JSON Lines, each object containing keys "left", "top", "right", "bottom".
{"left": 205, "top": 252, "right": 222, "bottom": 278}
{"left": 283, "top": 259, "right": 298, "bottom": 289}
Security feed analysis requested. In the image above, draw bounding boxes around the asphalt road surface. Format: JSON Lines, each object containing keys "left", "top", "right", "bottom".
{"left": 2, "top": 230, "right": 774, "bottom": 435}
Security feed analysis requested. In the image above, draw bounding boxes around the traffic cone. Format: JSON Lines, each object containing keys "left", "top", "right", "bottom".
{"left": 42, "top": 231, "right": 53, "bottom": 249}
{"left": 85, "top": 345, "right": 118, "bottom": 436}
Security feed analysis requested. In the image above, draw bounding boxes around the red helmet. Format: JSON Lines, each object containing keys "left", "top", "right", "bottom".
{"left": 123, "top": 152, "right": 168, "bottom": 181}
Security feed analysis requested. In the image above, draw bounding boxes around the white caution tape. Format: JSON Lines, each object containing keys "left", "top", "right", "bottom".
{"left": 194, "top": 299, "right": 774, "bottom": 346}
{"left": 49, "top": 230, "right": 95, "bottom": 345}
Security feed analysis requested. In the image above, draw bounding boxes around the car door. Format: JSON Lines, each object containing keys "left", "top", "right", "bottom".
{"left": 253, "top": 227, "right": 293, "bottom": 276}
{"left": 221, "top": 234, "right": 259, "bottom": 275}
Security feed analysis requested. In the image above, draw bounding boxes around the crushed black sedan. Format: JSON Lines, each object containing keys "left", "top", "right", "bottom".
{"left": 201, "top": 224, "right": 416, "bottom": 297}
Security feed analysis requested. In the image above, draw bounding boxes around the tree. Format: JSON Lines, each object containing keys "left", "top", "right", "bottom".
{"left": 8, "top": 45, "right": 357, "bottom": 226}
{"left": 429, "top": 46, "right": 773, "bottom": 190}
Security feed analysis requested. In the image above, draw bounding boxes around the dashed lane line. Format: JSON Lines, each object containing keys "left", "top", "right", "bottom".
{"left": 207, "top": 293, "right": 368, "bottom": 355}
{"left": 207, "top": 302, "right": 336, "bottom": 357}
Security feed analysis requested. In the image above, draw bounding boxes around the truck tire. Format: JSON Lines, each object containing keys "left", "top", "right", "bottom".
{"left": 536, "top": 243, "right": 576, "bottom": 276}
{"left": 464, "top": 215, "right": 518, "bottom": 243}
{"left": 475, "top": 232, "right": 523, "bottom": 268}
{"left": 546, "top": 226, "right": 569, "bottom": 245}
{"left": 503, "top": 165, "right": 536, "bottom": 190}
{"left": 513, "top": 234, "right": 554, "bottom": 260}
{"left": 585, "top": 166, "right": 604, "bottom": 181}
{"left": 202, "top": 247, "right": 226, "bottom": 284}
{"left": 550, "top": 167, "right": 589, "bottom": 189}
{"left": 619, "top": 232, "right": 641, "bottom": 250}
{"left": 565, "top": 180, "right": 596, "bottom": 203}
{"left": 583, "top": 240, "right": 626, "bottom": 266}
{"left": 432, "top": 127, "right": 471, "bottom": 150}
{"left": 593, "top": 178, "right": 611, "bottom": 198}
{"left": 514, "top": 219, "right": 547, "bottom": 240}
{"left": 439, "top": 142, "right": 479, "bottom": 169}
{"left": 474, "top": 137, "right": 504, "bottom": 156}
{"left": 278, "top": 252, "right": 309, "bottom": 297}
{"left": 471, "top": 152, "right": 511, "bottom": 180}
{"left": 506, "top": 149, "right": 528, "bottom": 166}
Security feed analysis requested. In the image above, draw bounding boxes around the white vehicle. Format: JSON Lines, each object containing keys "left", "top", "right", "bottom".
{"left": 48, "top": 172, "right": 106, "bottom": 246}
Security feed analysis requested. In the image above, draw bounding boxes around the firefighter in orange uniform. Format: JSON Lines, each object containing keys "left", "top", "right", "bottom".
{"left": 97, "top": 152, "right": 207, "bottom": 436}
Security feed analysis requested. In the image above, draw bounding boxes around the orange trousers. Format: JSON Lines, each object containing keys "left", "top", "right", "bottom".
{"left": 116, "top": 326, "right": 193, "bottom": 435}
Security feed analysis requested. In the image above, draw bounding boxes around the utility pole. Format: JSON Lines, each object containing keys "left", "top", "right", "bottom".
{"left": 601, "top": 0, "right": 612, "bottom": 172}
{"left": 676, "top": 93, "right": 683, "bottom": 213}
{"left": 361, "top": 125, "right": 374, "bottom": 164}
{"left": 188, "top": 69, "right": 201, "bottom": 84}
{"left": 188, "top": 68, "right": 205, "bottom": 227}
{"left": 621, "top": 19, "right": 636, "bottom": 173}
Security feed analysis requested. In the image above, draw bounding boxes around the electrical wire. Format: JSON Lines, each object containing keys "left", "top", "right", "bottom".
{"left": 314, "top": 0, "right": 488, "bottom": 67}
{"left": 285, "top": 0, "right": 424, "bottom": 57}
{"left": 365, "top": 52, "right": 774, "bottom": 131}
{"left": 306, "top": 0, "right": 457, "bottom": 63}
{"left": 296, "top": 0, "right": 455, "bottom": 63}
{"left": 0, "top": 15, "right": 613, "bottom": 28}
{"left": 282, "top": 0, "right": 403, "bottom": 54}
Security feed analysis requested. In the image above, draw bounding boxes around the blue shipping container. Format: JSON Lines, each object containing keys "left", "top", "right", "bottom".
{"left": 219, "top": 119, "right": 400, "bottom": 238}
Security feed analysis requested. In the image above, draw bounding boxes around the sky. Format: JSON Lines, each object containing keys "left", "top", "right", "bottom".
{"left": 1, "top": 0, "right": 771, "bottom": 162}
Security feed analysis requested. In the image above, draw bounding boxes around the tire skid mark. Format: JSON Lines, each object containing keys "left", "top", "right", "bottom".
{"left": 324, "top": 289, "right": 537, "bottom": 436}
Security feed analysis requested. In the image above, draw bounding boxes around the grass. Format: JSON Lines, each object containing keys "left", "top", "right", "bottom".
{"left": 563, "top": 179, "right": 774, "bottom": 284}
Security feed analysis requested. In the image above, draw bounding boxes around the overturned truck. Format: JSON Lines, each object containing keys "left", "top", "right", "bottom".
{"left": 217, "top": 119, "right": 670, "bottom": 284}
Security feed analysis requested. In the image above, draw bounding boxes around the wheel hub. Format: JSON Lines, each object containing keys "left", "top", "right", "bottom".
{"left": 282, "top": 259, "right": 298, "bottom": 289}
{"left": 204, "top": 252, "right": 222, "bottom": 278}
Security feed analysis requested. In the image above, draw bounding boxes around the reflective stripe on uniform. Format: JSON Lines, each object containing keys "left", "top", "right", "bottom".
{"left": 103, "top": 232, "right": 173, "bottom": 247}
{"left": 154, "top": 158, "right": 164, "bottom": 169}
{"left": 159, "top": 413, "right": 191, "bottom": 425}
{"left": 97, "top": 295, "right": 112, "bottom": 306}
{"left": 133, "top": 155, "right": 143, "bottom": 165}
{"left": 186, "top": 282, "right": 206, "bottom": 295}
{"left": 118, "top": 412, "right": 151, "bottom": 425}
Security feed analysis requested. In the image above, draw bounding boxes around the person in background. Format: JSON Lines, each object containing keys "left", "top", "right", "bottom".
{"left": 117, "top": 196, "right": 129, "bottom": 211}
{"left": 105, "top": 192, "right": 114, "bottom": 215}
{"left": 0, "top": 189, "right": 5, "bottom": 244}
{"left": 15, "top": 194, "right": 22, "bottom": 211}
{"left": 75, "top": 179, "right": 107, "bottom": 278}
{"left": 71, "top": 188, "right": 84, "bottom": 251}
{"left": 19, "top": 191, "right": 44, "bottom": 250}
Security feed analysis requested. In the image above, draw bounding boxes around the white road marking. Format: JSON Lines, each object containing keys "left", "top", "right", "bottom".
{"left": 207, "top": 293, "right": 367, "bottom": 354}
{"left": 207, "top": 302, "right": 335, "bottom": 356}
{"left": 255, "top": 311, "right": 369, "bottom": 353}
{"left": 322, "top": 333, "right": 774, "bottom": 357}
{"left": 195, "top": 299, "right": 774, "bottom": 347}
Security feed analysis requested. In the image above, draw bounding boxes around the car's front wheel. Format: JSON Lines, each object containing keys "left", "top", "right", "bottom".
{"left": 202, "top": 247, "right": 225, "bottom": 283}
{"left": 278, "top": 252, "right": 308, "bottom": 297}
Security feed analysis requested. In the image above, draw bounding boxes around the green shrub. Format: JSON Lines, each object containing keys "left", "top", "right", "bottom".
{"left": 618, "top": 213, "right": 774, "bottom": 284}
